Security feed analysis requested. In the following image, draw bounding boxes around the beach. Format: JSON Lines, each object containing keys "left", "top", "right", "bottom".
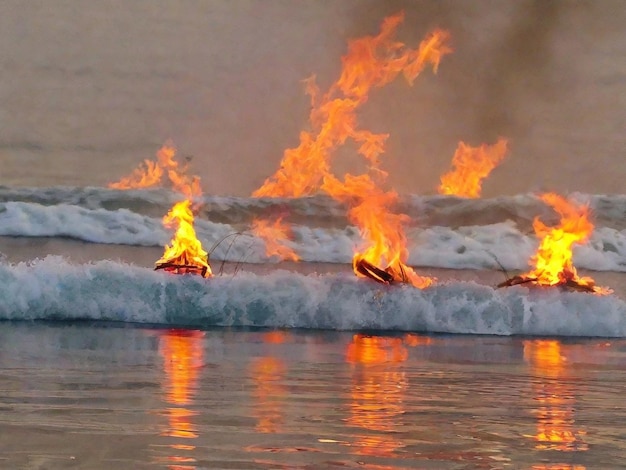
{"left": 1, "top": 1, "right": 626, "bottom": 468}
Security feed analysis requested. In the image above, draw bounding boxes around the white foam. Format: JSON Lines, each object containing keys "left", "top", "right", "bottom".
{"left": 2, "top": 201, "right": 626, "bottom": 272}
{"left": 0, "top": 256, "right": 624, "bottom": 337}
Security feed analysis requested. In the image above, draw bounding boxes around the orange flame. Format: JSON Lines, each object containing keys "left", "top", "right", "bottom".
{"left": 252, "top": 12, "right": 450, "bottom": 279}
{"left": 253, "top": 12, "right": 451, "bottom": 198}
{"left": 438, "top": 138, "right": 508, "bottom": 198}
{"left": 156, "top": 199, "right": 212, "bottom": 277}
{"left": 250, "top": 217, "right": 300, "bottom": 262}
{"left": 109, "top": 142, "right": 211, "bottom": 277}
{"left": 324, "top": 173, "right": 432, "bottom": 287}
{"left": 526, "top": 193, "right": 609, "bottom": 293}
{"left": 109, "top": 142, "right": 187, "bottom": 191}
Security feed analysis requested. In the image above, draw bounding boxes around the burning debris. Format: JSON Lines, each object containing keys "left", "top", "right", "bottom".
{"left": 110, "top": 142, "right": 212, "bottom": 278}
{"left": 251, "top": 12, "right": 449, "bottom": 287}
{"left": 154, "top": 199, "right": 212, "bottom": 278}
{"left": 323, "top": 172, "right": 433, "bottom": 288}
{"left": 497, "top": 193, "right": 611, "bottom": 294}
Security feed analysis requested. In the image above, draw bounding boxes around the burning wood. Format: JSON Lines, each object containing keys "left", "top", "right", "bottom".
{"left": 110, "top": 142, "right": 212, "bottom": 278}
{"left": 154, "top": 199, "right": 212, "bottom": 278}
{"left": 497, "top": 274, "right": 602, "bottom": 294}
{"left": 354, "top": 258, "right": 396, "bottom": 285}
{"left": 250, "top": 12, "right": 450, "bottom": 280}
{"left": 497, "top": 193, "right": 611, "bottom": 294}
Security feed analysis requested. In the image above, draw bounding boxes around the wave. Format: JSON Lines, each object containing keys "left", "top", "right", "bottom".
{"left": 1, "top": 256, "right": 624, "bottom": 337}
{"left": 1, "top": 186, "right": 625, "bottom": 230}
{"left": 1, "top": 200, "right": 625, "bottom": 272}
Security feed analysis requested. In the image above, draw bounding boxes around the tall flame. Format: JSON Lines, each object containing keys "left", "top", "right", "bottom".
{"left": 438, "top": 138, "right": 508, "bottom": 198}
{"left": 253, "top": 12, "right": 451, "bottom": 198}
{"left": 251, "top": 12, "right": 450, "bottom": 285}
{"left": 110, "top": 142, "right": 211, "bottom": 277}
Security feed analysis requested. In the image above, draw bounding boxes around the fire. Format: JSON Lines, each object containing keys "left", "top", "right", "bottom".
{"left": 109, "top": 142, "right": 181, "bottom": 190}
{"left": 252, "top": 13, "right": 450, "bottom": 199}
{"left": 155, "top": 199, "right": 212, "bottom": 278}
{"left": 324, "top": 173, "right": 433, "bottom": 287}
{"left": 438, "top": 138, "right": 508, "bottom": 198}
{"left": 110, "top": 142, "right": 211, "bottom": 277}
{"left": 250, "top": 217, "right": 299, "bottom": 262}
{"left": 251, "top": 12, "right": 449, "bottom": 285}
{"left": 499, "top": 193, "right": 610, "bottom": 294}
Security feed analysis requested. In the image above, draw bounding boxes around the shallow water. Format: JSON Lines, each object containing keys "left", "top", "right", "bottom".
{"left": 1, "top": 323, "right": 625, "bottom": 469}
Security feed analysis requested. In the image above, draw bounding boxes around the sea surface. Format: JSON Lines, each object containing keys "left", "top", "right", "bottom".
{"left": 1, "top": 1, "right": 626, "bottom": 469}
{"left": 3, "top": 324, "right": 626, "bottom": 469}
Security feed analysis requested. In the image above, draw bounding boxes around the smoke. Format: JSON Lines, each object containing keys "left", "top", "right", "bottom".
{"left": 328, "top": 0, "right": 626, "bottom": 197}
{"left": 2, "top": 0, "right": 624, "bottom": 195}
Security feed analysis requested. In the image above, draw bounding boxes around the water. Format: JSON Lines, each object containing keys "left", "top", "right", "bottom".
{"left": 2, "top": 324, "right": 626, "bottom": 469}
{"left": 1, "top": 1, "right": 626, "bottom": 468}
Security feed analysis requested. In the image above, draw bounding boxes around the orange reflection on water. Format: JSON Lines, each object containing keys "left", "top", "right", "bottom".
{"left": 158, "top": 329, "right": 204, "bottom": 469}
{"left": 531, "top": 465, "right": 586, "bottom": 470}
{"left": 524, "top": 339, "right": 588, "bottom": 456}
{"left": 249, "top": 331, "right": 289, "bottom": 434}
{"left": 344, "top": 334, "right": 415, "bottom": 460}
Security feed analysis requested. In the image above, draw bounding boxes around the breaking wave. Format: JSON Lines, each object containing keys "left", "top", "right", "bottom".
{"left": 1, "top": 256, "right": 625, "bottom": 337}
{"left": 1, "top": 195, "right": 625, "bottom": 272}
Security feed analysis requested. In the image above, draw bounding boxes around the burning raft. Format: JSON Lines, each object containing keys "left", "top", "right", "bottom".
{"left": 154, "top": 200, "right": 213, "bottom": 279}
{"left": 496, "top": 193, "right": 611, "bottom": 295}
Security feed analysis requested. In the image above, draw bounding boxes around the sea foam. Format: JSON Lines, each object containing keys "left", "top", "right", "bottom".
{"left": 1, "top": 201, "right": 625, "bottom": 272}
{"left": 1, "top": 256, "right": 624, "bottom": 337}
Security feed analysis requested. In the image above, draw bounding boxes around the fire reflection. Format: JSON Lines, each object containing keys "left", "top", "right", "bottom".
{"left": 158, "top": 329, "right": 204, "bottom": 470}
{"left": 524, "top": 340, "right": 588, "bottom": 456}
{"left": 249, "top": 331, "right": 289, "bottom": 433}
{"left": 344, "top": 334, "right": 422, "bottom": 458}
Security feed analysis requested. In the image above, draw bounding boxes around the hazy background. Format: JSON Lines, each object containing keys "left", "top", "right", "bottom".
{"left": 1, "top": 0, "right": 624, "bottom": 196}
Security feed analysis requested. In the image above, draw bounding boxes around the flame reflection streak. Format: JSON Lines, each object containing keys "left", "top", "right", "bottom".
{"left": 523, "top": 340, "right": 588, "bottom": 456}
{"left": 157, "top": 329, "right": 204, "bottom": 470}
{"left": 344, "top": 334, "right": 413, "bottom": 459}
{"left": 249, "top": 331, "right": 289, "bottom": 434}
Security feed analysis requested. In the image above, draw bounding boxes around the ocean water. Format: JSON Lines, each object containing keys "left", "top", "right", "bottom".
{"left": 1, "top": 1, "right": 626, "bottom": 468}
{"left": 3, "top": 324, "right": 626, "bottom": 469}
